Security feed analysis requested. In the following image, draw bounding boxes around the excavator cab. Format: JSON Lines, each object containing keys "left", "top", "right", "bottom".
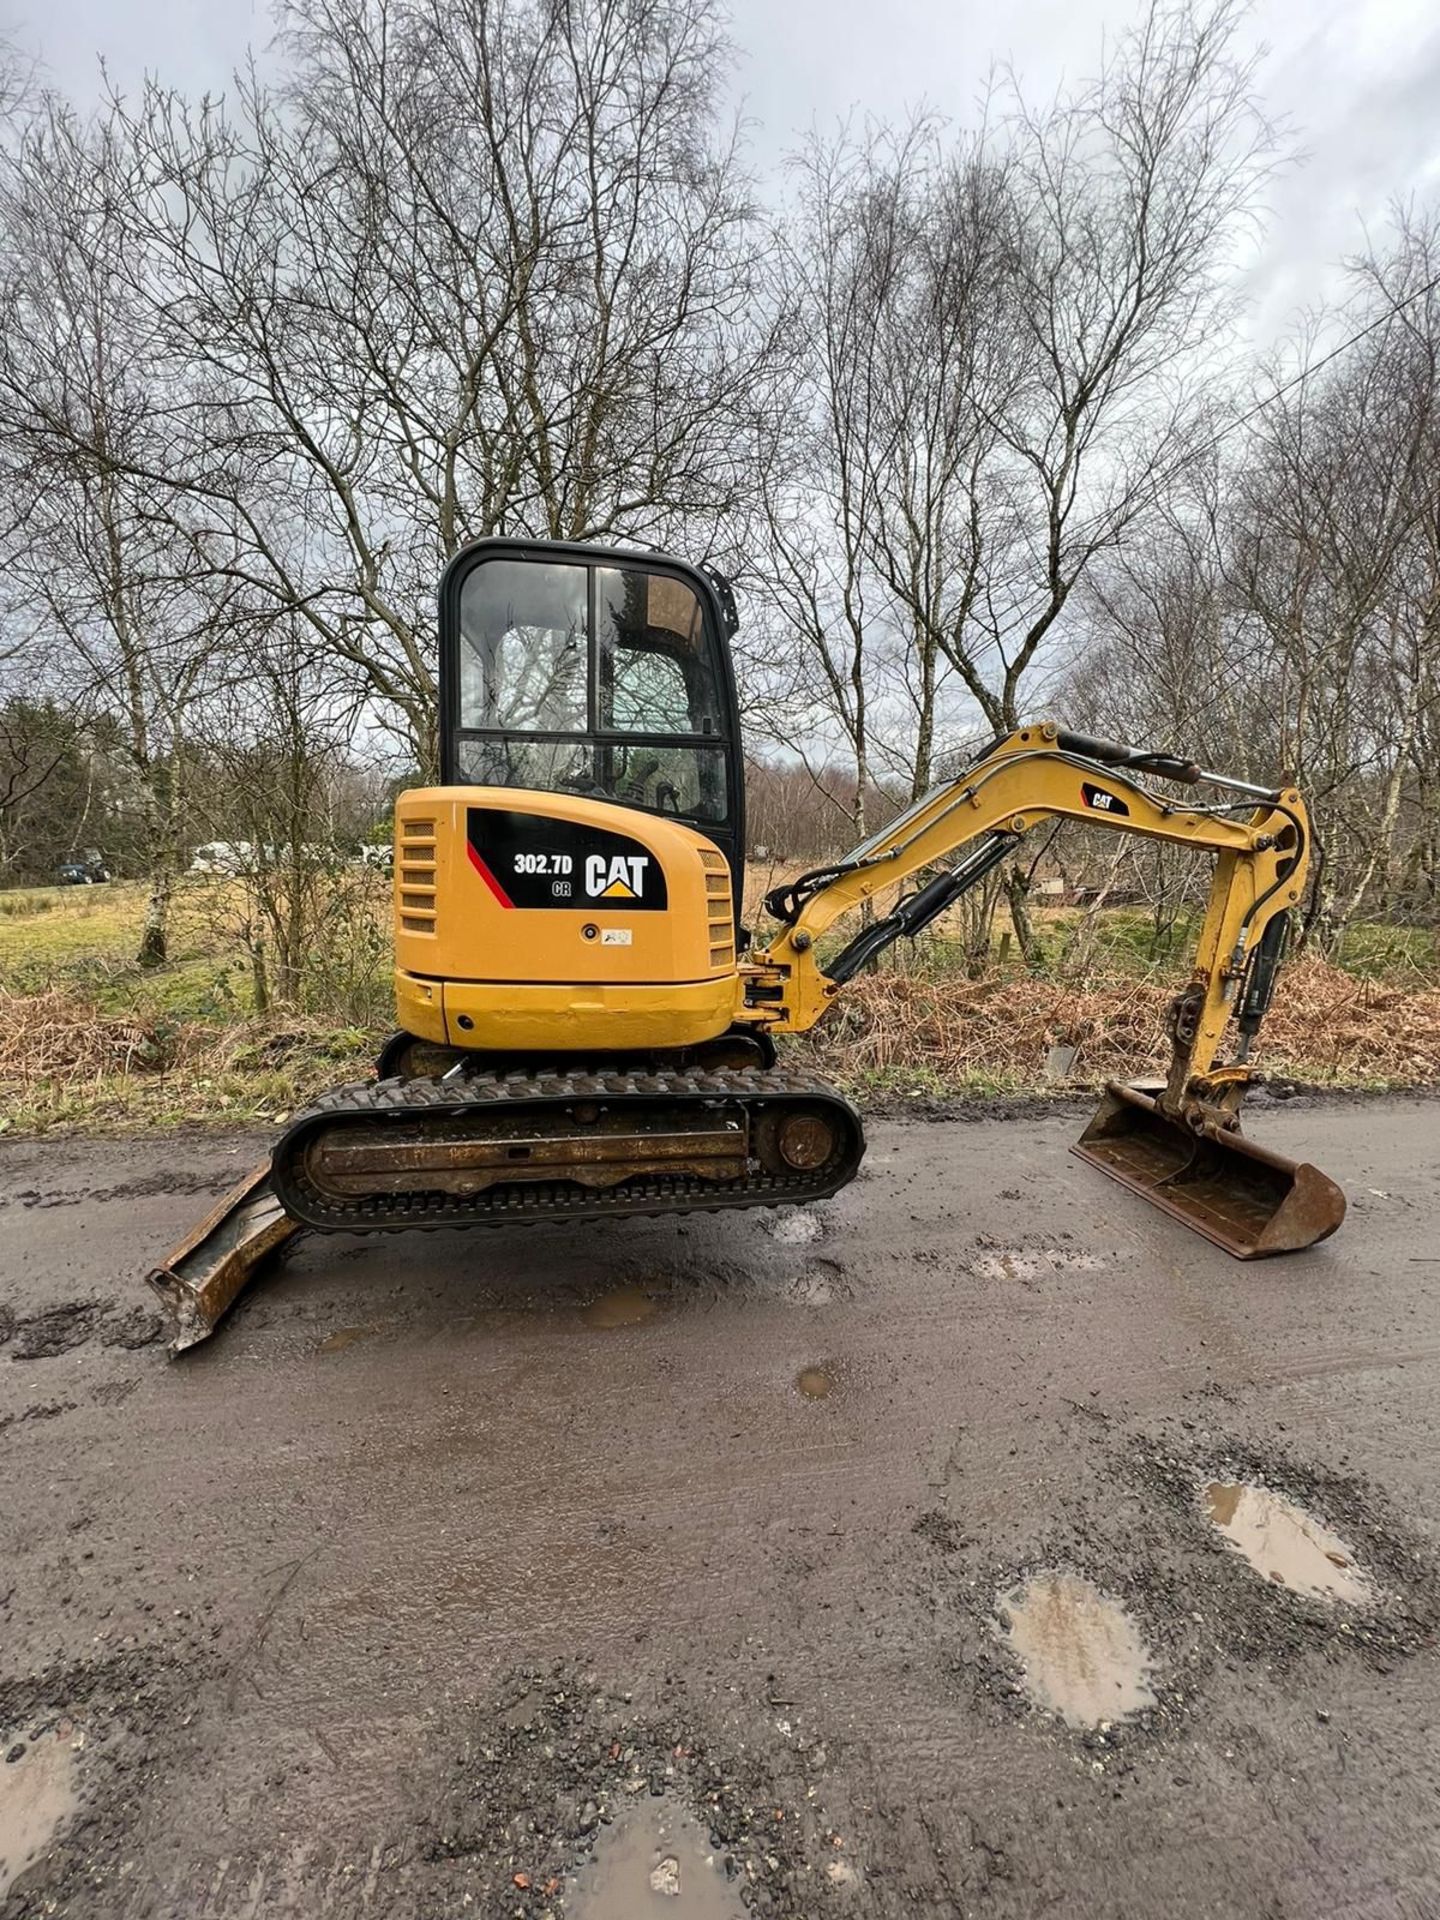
{"left": 379, "top": 540, "right": 757, "bottom": 1073}
{"left": 440, "top": 539, "right": 746, "bottom": 907}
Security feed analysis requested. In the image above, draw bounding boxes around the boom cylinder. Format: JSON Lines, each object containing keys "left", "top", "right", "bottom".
{"left": 824, "top": 833, "right": 1020, "bottom": 985}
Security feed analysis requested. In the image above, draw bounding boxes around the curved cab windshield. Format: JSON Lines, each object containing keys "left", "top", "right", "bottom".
{"left": 455, "top": 557, "right": 729, "bottom": 824}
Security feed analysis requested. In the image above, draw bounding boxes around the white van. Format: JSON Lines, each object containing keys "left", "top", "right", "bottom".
{"left": 189, "top": 842, "right": 255, "bottom": 875}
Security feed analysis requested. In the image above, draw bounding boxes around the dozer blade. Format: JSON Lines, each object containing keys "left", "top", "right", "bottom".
{"left": 1071, "top": 1081, "right": 1346, "bottom": 1259}
{"left": 146, "top": 1161, "right": 303, "bottom": 1353}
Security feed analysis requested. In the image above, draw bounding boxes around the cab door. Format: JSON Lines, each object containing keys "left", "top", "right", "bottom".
{"left": 438, "top": 538, "right": 746, "bottom": 922}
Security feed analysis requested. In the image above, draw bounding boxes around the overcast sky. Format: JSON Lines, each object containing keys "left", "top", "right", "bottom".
{"left": 10, "top": 0, "right": 1440, "bottom": 343}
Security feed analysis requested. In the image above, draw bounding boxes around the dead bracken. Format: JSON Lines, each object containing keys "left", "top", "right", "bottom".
{"left": 800, "top": 957, "right": 1440, "bottom": 1093}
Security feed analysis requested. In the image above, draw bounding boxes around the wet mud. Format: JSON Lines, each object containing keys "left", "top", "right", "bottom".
{"left": 795, "top": 1364, "right": 835, "bottom": 1400}
{"left": 3, "top": 1103, "right": 1440, "bottom": 1916}
{"left": 1, "top": 1301, "right": 164, "bottom": 1361}
{"left": 422, "top": 1671, "right": 828, "bottom": 1919}
{"left": 316, "top": 1323, "right": 383, "bottom": 1354}
{"left": 0, "top": 1725, "right": 76, "bottom": 1899}
{"left": 582, "top": 1283, "right": 662, "bottom": 1329}
{"left": 572, "top": 1801, "right": 743, "bottom": 1915}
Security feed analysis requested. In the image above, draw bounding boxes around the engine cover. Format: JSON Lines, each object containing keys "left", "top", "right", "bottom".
{"left": 392, "top": 786, "right": 743, "bottom": 1053}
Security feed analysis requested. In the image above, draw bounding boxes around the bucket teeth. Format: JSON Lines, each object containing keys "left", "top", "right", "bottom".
{"left": 1072, "top": 1082, "right": 1346, "bottom": 1259}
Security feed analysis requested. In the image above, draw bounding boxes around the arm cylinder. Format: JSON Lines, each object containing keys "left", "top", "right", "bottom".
{"left": 1234, "top": 913, "right": 1290, "bottom": 1061}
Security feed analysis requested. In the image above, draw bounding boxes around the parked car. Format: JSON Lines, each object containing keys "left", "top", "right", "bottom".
{"left": 56, "top": 851, "right": 112, "bottom": 885}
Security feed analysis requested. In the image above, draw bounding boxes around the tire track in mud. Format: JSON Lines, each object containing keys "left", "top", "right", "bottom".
{"left": 1, "top": 1171, "right": 243, "bottom": 1213}
{"left": 5, "top": 1109, "right": 1440, "bottom": 1918}
{"left": 0, "top": 1300, "right": 165, "bottom": 1360}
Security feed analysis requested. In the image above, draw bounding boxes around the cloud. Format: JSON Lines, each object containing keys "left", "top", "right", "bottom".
{"left": 16, "top": 0, "right": 1440, "bottom": 339}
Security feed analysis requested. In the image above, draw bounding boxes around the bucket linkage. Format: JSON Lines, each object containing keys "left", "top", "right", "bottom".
{"left": 1072, "top": 915, "right": 1345, "bottom": 1258}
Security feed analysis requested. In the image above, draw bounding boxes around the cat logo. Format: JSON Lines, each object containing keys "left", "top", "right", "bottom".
{"left": 585, "top": 853, "right": 650, "bottom": 900}
{"left": 1081, "top": 781, "right": 1130, "bottom": 817}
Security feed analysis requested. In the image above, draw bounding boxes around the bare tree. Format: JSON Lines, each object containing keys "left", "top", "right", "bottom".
{"left": 746, "top": 130, "right": 897, "bottom": 842}
{"left": 1067, "top": 201, "right": 1440, "bottom": 952}
{"left": 191, "top": 612, "right": 387, "bottom": 1017}
{"left": 114, "top": 0, "right": 781, "bottom": 770}
{"left": 0, "top": 98, "right": 224, "bottom": 961}
{"left": 755, "top": 0, "right": 1275, "bottom": 957}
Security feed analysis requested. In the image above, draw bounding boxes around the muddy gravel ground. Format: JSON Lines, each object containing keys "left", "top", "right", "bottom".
{"left": 2, "top": 1097, "right": 1439, "bottom": 1918}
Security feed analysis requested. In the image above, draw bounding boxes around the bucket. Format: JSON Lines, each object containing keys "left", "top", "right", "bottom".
{"left": 1072, "top": 1082, "right": 1346, "bottom": 1259}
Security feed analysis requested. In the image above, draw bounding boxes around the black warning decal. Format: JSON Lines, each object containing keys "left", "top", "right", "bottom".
{"left": 1081, "top": 782, "right": 1130, "bottom": 817}
{"left": 466, "top": 808, "right": 668, "bottom": 911}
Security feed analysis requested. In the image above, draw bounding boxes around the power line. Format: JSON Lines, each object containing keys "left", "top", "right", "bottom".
{"left": 1048, "top": 259, "right": 1440, "bottom": 570}
{"left": 1187, "top": 264, "right": 1440, "bottom": 469}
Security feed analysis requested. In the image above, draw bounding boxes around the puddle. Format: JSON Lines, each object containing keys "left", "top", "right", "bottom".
{"left": 971, "top": 1247, "right": 1106, "bottom": 1282}
{"left": 583, "top": 1285, "right": 660, "bottom": 1330}
{"left": 997, "top": 1571, "right": 1157, "bottom": 1728}
{"left": 317, "top": 1324, "right": 381, "bottom": 1353}
{"left": 0, "top": 1727, "right": 77, "bottom": 1898}
{"left": 796, "top": 1366, "right": 835, "bottom": 1400}
{"left": 769, "top": 1211, "right": 822, "bottom": 1246}
{"left": 571, "top": 1801, "right": 744, "bottom": 1916}
{"left": 1203, "top": 1483, "right": 1374, "bottom": 1603}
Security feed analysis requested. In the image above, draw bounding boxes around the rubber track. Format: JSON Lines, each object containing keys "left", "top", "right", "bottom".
{"left": 271, "top": 1065, "right": 865, "bottom": 1233}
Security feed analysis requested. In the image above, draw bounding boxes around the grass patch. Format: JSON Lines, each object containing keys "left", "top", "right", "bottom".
{"left": 0, "top": 875, "right": 390, "bottom": 1022}
{"left": 1, "top": 873, "right": 1438, "bottom": 1134}
{"left": 0, "top": 888, "right": 64, "bottom": 917}
{"left": 1331, "top": 920, "right": 1438, "bottom": 975}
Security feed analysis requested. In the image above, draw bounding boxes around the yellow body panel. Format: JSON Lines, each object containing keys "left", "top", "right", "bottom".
{"left": 393, "top": 786, "right": 742, "bottom": 1053}
{"left": 395, "top": 731, "right": 1311, "bottom": 1103}
{"left": 397, "top": 970, "right": 741, "bottom": 1052}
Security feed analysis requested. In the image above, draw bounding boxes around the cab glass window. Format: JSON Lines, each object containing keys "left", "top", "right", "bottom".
{"left": 456, "top": 736, "right": 728, "bottom": 823}
{"left": 458, "top": 559, "right": 587, "bottom": 732}
{"left": 596, "top": 566, "right": 722, "bottom": 736}
{"left": 450, "top": 554, "right": 732, "bottom": 828}
{"left": 456, "top": 736, "right": 599, "bottom": 795}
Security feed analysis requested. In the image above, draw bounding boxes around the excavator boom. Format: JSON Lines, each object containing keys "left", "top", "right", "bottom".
{"left": 743, "top": 721, "right": 1344, "bottom": 1259}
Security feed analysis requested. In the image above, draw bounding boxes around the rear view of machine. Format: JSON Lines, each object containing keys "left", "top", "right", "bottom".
{"left": 385, "top": 539, "right": 757, "bottom": 1067}
{"left": 150, "top": 537, "right": 1346, "bottom": 1348}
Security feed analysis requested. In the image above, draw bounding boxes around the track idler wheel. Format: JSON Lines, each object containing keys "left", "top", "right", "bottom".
{"left": 375, "top": 1031, "right": 470, "bottom": 1079}
{"left": 752, "top": 1104, "right": 845, "bottom": 1178}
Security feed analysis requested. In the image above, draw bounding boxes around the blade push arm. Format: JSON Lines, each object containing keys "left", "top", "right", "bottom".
{"left": 745, "top": 722, "right": 1309, "bottom": 1115}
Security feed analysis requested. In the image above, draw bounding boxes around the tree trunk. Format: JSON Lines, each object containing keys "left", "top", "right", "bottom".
{"left": 276, "top": 859, "right": 305, "bottom": 1007}
{"left": 911, "top": 634, "right": 937, "bottom": 799}
{"left": 137, "top": 864, "right": 171, "bottom": 968}
{"left": 250, "top": 933, "right": 270, "bottom": 1014}
{"left": 1005, "top": 865, "right": 1039, "bottom": 967}
{"left": 135, "top": 749, "right": 183, "bottom": 968}
{"left": 1340, "top": 683, "right": 1419, "bottom": 928}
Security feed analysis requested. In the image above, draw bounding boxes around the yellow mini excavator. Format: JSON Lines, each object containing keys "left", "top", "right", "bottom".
{"left": 149, "top": 537, "right": 1346, "bottom": 1348}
